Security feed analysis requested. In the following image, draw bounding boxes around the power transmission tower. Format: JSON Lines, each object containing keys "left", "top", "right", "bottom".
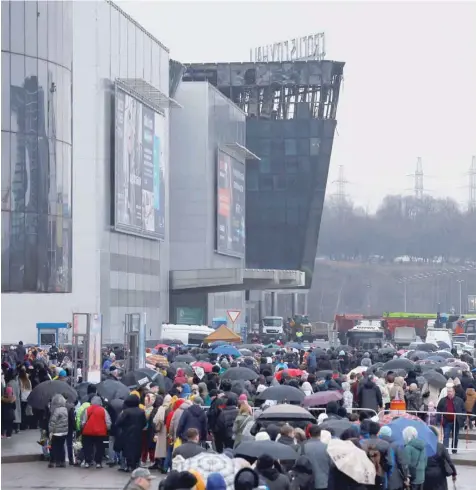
{"left": 469, "top": 155, "right": 476, "bottom": 211}
{"left": 332, "top": 165, "right": 349, "bottom": 206}
{"left": 414, "top": 157, "right": 424, "bottom": 199}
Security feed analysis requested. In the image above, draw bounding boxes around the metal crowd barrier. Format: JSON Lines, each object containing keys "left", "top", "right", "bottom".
{"left": 376, "top": 409, "right": 476, "bottom": 453}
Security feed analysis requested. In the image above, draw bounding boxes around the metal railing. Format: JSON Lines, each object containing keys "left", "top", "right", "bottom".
{"left": 376, "top": 409, "right": 476, "bottom": 452}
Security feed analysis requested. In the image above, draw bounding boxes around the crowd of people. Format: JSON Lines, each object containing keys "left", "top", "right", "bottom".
{"left": 2, "top": 339, "right": 476, "bottom": 490}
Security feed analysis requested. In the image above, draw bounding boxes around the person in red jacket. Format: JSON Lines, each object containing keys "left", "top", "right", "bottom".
{"left": 81, "top": 396, "right": 111, "bottom": 468}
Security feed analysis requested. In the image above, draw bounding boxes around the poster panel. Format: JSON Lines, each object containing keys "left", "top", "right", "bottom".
{"left": 114, "top": 86, "right": 165, "bottom": 239}
{"left": 216, "top": 150, "right": 245, "bottom": 257}
{"left": 87, "top": 314, "right": 102, "bottom": 383}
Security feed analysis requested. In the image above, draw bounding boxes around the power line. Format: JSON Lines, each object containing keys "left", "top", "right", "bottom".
{"left": 331, "top": 165, "right": 349, "bottom": 206}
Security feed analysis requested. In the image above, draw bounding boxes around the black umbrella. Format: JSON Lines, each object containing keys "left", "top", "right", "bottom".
{"left": 256, "top": 385, "right": 305, "bottom": 403}
{"left": 378, "top": 347, "right": 396, "bottom": 355}
{"left": 435, "top": 351, "right": 454, "bottom": 359}
{"left": 444, "top": 368, "right": 462, "bottom": 379}
{"left": 366, "top": 363, "right": 384, "bottom": 374}
{"left": 240, "top": 344, "right": 263, "bottom": 352}
{"left": 96, "top": 379, "right": 130, "bottom": 400}
{"left": 437, "top": 341, "right": 451, "bottom": 350}
{"left": 170, "top": 362, "right": 194, "bottom": 376}
{"left": 417, "top": 343, "right": 438, "bottom": 352}
{"left": 314, "top": 349, "right": 328, "bottom": 359}
{"left": 382, "top": 358, "right": 415, "bottom": 372}
{"left": 234, "top": 440, "right": 299, "bottom": 461}
{"left": 258, "top": 404, "right": 316, "bottom": 422}
{"left": 27, "top": 380, "right": 78, "bottom": 410}
{"left": 422, "top": 370, "right": 447, "bottom": 389}
{"left": 76, "top": 382, "right": 94, "bottom": 401}
{"left": 175, "top": 354, "right": 196, "bottom": 363}
{"left": 426, "top": 355, "right": 447, "bottom": 364}
{"left": 263, "top": 348, "right": 277, "bottom": 356}
{"left": 319, "top": 419, "right": 353, "bottom": 437}
{"left": 417, "top": 362, "right": 440, "bottom": 372}
{"left": 286, "top": 342, "right": 304, "bottom": 350}
{"left": 121, "top": 369, "right": 157, "bottom": 389}
{"left": 408, "top": 351, "right": 430, "bottom": 361}
{"left": 220, "top": 367, "right": 259, "bottom": 381}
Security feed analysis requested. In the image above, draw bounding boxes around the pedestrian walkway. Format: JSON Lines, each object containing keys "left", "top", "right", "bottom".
{"left": 1, "top": 431, "right": 43, "bottom": 463}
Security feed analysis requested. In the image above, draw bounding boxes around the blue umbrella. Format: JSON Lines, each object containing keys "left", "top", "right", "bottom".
{"left": 210, "top": 341, "right": 229, "bottom": 348}
{"left": 212, "top": 345, "right": 241, "bottom": 357}
{"left": 386, "top": 418, "right": 437, "bottom": 457}
{"left": 427, "top": 355, "right": 447, "bottom": 364}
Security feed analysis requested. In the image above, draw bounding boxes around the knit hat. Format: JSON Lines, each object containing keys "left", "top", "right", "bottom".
{"left": 379, "top": 426, "right": 392, "bottom": 437}
{"left": 234, "top": 468, "right": 259, "bottom": 490}
{"left": 256, "top": 454, "right": 274, "bottom": 470}
{"left": 193, "top": 396, "right": 204, "bottom": 405}
{"left": 58, "top": 370, "right": 67, "bottom": 377}
{"left": 238, "top": 394, "right": 247, "bottom": 401}
{"left": 189, "top": 470, "right": 205, "bottom": 490}
{"left": 206, "top": 473, "right": 227, "bottom": 490}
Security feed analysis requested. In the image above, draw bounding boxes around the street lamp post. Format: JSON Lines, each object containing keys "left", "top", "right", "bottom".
{"left": 456, "top": 279, "right": 464, "bottom": 315}
{"left": 403, "top": 279, "right": 407, "bottom": 313}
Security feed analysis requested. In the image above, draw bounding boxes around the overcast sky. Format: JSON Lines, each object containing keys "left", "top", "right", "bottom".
{"left": 120, "top": 0, "right": 476, "bottom": 211}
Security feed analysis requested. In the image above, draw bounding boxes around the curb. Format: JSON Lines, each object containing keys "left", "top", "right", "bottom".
{"left": 452, "top": 457, "right": 476, "bottom": 467}
{"left": 1, "top": 454, "right": 43, "bottom": 464}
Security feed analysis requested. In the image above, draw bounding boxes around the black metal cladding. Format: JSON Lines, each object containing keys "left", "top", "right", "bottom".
{"left": 182, "top": 60, "right": 344, "bottom": 286}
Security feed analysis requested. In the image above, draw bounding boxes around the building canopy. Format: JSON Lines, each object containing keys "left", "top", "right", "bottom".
{"left": 204, "top": 325, "right": 241, "bottom": 343}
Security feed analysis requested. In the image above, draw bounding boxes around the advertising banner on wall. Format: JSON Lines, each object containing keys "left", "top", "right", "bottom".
{"left": 87, "top": 314, "right": 102, "bottom": 383}
{"left": 216, "top": 150, "right": 245, "bottom": 257}
{"left": 114, "top": 86, "right": 165, "bottom": 239}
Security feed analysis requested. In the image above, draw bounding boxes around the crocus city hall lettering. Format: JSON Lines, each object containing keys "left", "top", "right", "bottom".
{"left": 250, "top": 33, "right": 326, "bottom": 63}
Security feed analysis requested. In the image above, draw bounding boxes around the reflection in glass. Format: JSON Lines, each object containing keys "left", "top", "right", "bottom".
{"left": 47, "top": 0, "right": 57, "bottom": 64}
{"left": 9, "top": 212, "right": 25, "bottom": 291}
{"left": 10, "top": 0, "right": 25, "bottom": 54}
{"left": 37, "top": 59, "right": 48, "bottom": 136}
{"left": 25, "top": 134, "right": 39, "bottom": 211}
{"left": 1, "top": 211, "right": 11, "bottom": 291}
{"left": 47, "top": 138, "right": 57, "bottom": 216}
{"left": 2, "top": 132, "right": 11, "bottom": 210}
{"left": 10, "top": 53, "right": 25, "bottom": 133}
{"left": 119, "top": 13, "right": 128, "bottom": 77}
{"left": 63, "top": 69, "right": 72, "bottom": 144}
{"left": 2, "top": 53, "right": 11, "bottom": 131}
{"left": 55, "top": 0, "right": 63, "bottom": 68}
{"left": 10, "top": 132, "right": 26, "bottom": 212}
{"left": 25, "top": 56, "right": 38, "bottom": 135}
{"left": 55, "top": 140, "right": 63, "bottom": 213}
{"left": 63, "top": 144, "right": 71, "bottom": 217}
{"left": 24, "top": 212, "right": 39, "bottom": 291}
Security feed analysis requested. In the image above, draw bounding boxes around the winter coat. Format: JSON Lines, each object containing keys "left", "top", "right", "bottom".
{"left": 172, "top": 441, "right": 207, "bottom": 460}
{"left": 423, "top": 442, "right": 456, "bottom": 490}
{"left": 48, "top": 394, "right": 69, "bottom": 436}
{"left": 300, "top": 439, "right": 331, "bottom": 490}
{"left": 436, "top": 396, "right": 466, "bottom": 427}
{"left": 153, "top": 402, "right": 169, "bottom": 459}
{"left": 7, "top": 379, "right": 21, "bottom": 423}
{"left": 289, "top": 455, "right": 315, "bottom": 490}
{"left": 379, "top": 435, "right": 409, "bottom": 490}
{"left": 115, "top": 395, "right": 147, "bottom": 463}
{"left": 170, "top": 400, "right": 192, "bottom": 441}
{"left": 405, "top": 390, "right": 423, "bottom": 412}
{"left": 256, "top": 467, "right": 291, "bottom": 490}
{"left": 387, "top": 377, "right": 405, "bottom": 402}
{"left": 81, "top": 396, "right": 111, "bottom": 437}
{"left": 465, "top": 388, "right": 476, "bottom": 413}
{"left": 216, "top": 405, "right": 239, "bottom": 444}
{"left": 1, "top": 395, "right": 16, "bottom": 424}
{"left": 233, "top": 412, "right": 254, "bottom": 448}
{"left": 404, "top": 438, "right": 427, "bottom": 485}
{"left": 358, "top": 379, "right": 383, "bottom": 414}
{"left": 176, "top": 404, "right": 207, "bottom": 442}
{"left": 278, "top": 435, "right": 300, "bottom": 472}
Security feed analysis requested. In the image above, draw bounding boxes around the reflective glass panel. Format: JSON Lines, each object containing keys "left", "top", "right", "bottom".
{"left": 127, "top": 23, "right": 136, "bottom": 77}
{"left": 1, "top": 0, "right": 10, "bottom": 52}
{"left": 47, "top": 1, "right": 57, "bottom": 64}
{"left": 24, "top": 212, "right": 39, "bottom": 291}
{"left": 25, "top": 0, "right": 38, "bottom": 57}
{"left": 10, "top": 54, "right": 25, "bottom": 133}
{"left": 2, "top": 53, "right": 11, "bottom": 131}
{"left": 62, "top": 144, "right": 71, "bottom": 217}
{"left": 10, "top": 132, "right": 26, "bottom": 212}
{"left": 9, "top": 212, "right": 25, "bottom": 291}
{"left": 1, "top": 132, "right": 11, "bottom": 210}
{"left": 25, "top": 133, "right": 39, "bottom": 212}
{"left": 37, "top": 59, "right": 48, "bottom": 135}
{"left": 1, "top": 211, "right": 11, "bottom": 291}
{"left": 10, "top": 0, "right": 25, "bottom": 54}
{"left": 25, "top": 56, "right": 39, "bottom": 135}
{"left": 37, "top": 1, "right": 47, "bottom": 59}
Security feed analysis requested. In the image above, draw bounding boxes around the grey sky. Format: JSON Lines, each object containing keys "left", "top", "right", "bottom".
{"left": 120, "top": 0, "right": 476, "bottom": 210}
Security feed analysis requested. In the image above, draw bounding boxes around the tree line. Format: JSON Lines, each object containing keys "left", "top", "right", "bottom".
{"left": 317, "top": 194, "right": 476, "bottom": 263}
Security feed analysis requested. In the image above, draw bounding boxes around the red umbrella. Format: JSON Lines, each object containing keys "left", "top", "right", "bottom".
{"left": 275, "top": 369, "right": 303, "bottom": 381}
{"left": 192, "top": 361, "right": 213, "bottom": 373}
{"left": 154, "top": 344, "right": 172, "bottom": 351}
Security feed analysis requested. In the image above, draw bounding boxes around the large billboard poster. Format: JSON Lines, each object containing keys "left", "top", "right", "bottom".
{"left": 114, "top": 87, "right": 165, "bottom": 239}
{"left": 216, "top": 150, "right": 245, "bottom": 257}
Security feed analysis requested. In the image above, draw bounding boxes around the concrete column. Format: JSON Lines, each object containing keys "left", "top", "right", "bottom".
{"left": 271, "top": 291, "right": 278, "bottom": 316}
{"left": 292, "top": 292, "right": 298, "bottom": 316}
{"left": 303, "top": 291, "right": 309, "bottom": 315}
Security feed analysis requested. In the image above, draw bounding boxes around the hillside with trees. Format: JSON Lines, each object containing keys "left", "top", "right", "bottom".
{"left": 308, "top": 195, "right": 476, "bottom": 320}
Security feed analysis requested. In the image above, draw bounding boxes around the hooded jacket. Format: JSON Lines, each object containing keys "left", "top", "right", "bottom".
{"left": 115, "top": 395, "right": 147, "bottom": 462}
{"left": 81, "top": 396, "right": 112, "bottom": 437}
{"left": 404, "top": 438, "right": 427, "bottom": 484}
{"left": 256, "top": 456, "right": 291, "bottom": 490}
{"left": 216, "top": 398, "right": 239, "bottom": 443}
{"left": 49, "top": 394, "right": 69, "bottom": 436}
{"left": 289, "top": 455, "right": 314, "bottom": 490}
{"left": 176, "top": 403, "right": 208, "bottom": 442}
{"left": 387, "top": 377, "right": 405, "bottom": 401}
{"left": 170, "top": 399, "right": 192, "bottom": 440}
{"left": 174, "top": 369, "right": 188, "bottom": 385}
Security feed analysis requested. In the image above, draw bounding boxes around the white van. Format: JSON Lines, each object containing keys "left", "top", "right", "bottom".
{"left": 159, "top": 324, "right": 215, "bottom": 346}
{"left": 425, "top": 328, "right": 452, "bottom": 349}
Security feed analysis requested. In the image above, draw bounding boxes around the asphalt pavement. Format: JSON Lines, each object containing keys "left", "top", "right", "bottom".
{"left": 1, "top": 462, "right": 475, "bottom": 490}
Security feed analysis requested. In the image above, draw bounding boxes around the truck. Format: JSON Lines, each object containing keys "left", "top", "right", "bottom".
{"left": 346, "top": 321, "right": 385, "bottom": 349}
{"left": 301, "top": 321, "right": 330, "bottom": 342}
{"left": 382, "top": 312, "right": 435, "bottom": 340}
{"left": 393, "top": 326, "right": 417, "bottom": 348}
{"left": 334, "top": 314, "right": 382, "bottom": 344}
{"left": 260, "top": 316, "right": 285, "bottom": 343}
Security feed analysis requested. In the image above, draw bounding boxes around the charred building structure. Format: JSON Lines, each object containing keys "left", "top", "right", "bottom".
{"left": 182, "top": 60, "right": 344, "bottom": 287}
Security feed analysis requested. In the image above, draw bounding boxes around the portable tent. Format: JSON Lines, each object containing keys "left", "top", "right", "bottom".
{"left": 204, "top": 325, "right": 241, "bottom": 343}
